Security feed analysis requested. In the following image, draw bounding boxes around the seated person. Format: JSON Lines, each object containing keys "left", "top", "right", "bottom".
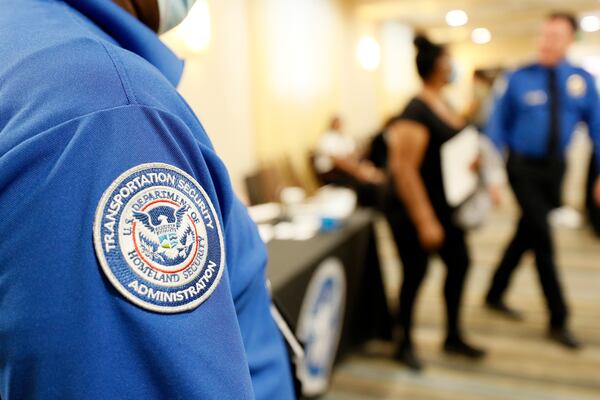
{"left": 313, "top": 116, "right": 386, "bottom": 208}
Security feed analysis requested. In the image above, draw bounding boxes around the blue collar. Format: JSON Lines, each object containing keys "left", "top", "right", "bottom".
{"left": 63, "top": 0, "right": 184, "bottom": 86}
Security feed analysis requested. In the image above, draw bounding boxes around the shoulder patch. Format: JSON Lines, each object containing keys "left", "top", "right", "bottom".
{"left": 93, "top": 163, "right": 224, "bottom": 313}
{"left": 567, "top": 74, "right": 587, "bottom": 98}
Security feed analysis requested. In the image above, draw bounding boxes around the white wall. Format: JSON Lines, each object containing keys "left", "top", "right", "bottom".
{"left": 378, "top": 21, "right": 419, "bottom": 119}
{"left": 164, "top": 0, "right": 388, "bottom": 194}
{"left": 162, "top": 0, "right": 256, "bottom": 199}
{"left": 248, "top": 0, "right": 389, "bottom": 187}
{"left": 338, "top": 18, "right": 381, "bottom": 141}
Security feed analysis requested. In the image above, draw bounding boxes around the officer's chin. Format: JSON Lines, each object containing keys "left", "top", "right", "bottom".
{"left": 539, "top": 53, "right": 561, "bottom": 67}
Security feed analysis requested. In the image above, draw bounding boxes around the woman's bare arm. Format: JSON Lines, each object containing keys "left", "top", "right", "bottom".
{"left": 389, "top": 120, "right": 444, "bottom": 249}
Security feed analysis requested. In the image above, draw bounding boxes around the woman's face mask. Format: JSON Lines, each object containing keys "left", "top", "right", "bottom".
{"left": 437, "top": 53, "right": 457, "bottom": 85}
{"left": 449, "top": 62, "right": 458, "bottom": 84}
{"left": 157, "top": 0, "right": 198, "bottom": 34}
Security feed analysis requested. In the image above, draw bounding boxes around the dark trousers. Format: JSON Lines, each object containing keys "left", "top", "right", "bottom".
{"left": 386, "top": 211, "right": 470, "bottom": 346}
{"left": 487, "top": 153, "right": 568, "bottom": 328}
{"left": 586, "top": 151, "right": 600, "bottom": 236}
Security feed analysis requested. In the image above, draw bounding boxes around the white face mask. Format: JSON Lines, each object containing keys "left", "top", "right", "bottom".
{"left": 157, "top": 0, "right": 198, "bottom": 34}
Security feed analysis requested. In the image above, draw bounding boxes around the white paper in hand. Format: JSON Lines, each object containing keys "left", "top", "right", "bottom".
{"left": 441, "top": 126, "right": 479, "bottom": 207}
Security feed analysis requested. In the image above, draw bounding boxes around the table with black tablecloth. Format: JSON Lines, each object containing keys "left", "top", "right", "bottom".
{"left": 267, "top": 208, "right": 393, "bottom": 369}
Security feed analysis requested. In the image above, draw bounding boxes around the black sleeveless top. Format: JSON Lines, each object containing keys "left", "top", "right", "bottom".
{"left": 392, "top": 97, "right": 463, "bottom": 224}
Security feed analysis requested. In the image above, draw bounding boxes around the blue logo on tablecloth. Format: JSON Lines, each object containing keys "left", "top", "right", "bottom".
{"left": 297, "top": 257, "right": 346, "bottom": 396}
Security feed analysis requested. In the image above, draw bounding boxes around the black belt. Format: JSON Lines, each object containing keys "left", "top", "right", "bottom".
{"left": 508, "top": 152, "right": 565, "bottom": 168}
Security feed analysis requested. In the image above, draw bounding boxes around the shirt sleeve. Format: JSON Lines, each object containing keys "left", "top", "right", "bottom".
{"left": 582, "top": 74, "right": 600, "bottom": 170}
{"left": 224, "top": 199, "right": 296, "bottom": 400}
{"left": 0, "top": 104, "right": 293, "bottom": 399}
{"left": 399, "top": 99, "right": 429, "bottom": 128}
{"left": 486, "top": 74, "right": 514, "bottom": 152}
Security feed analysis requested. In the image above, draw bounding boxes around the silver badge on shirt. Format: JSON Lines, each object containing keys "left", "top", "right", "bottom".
{"left": 524, "top": 90, "right": 548, "bottom": 106}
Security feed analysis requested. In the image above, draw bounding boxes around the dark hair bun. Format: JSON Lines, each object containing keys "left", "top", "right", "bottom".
{"left": 414, "top": 35, "right": 434, "bottom": 51}
{"left": 413, "top": 35, "right": 445, "bottom": 81}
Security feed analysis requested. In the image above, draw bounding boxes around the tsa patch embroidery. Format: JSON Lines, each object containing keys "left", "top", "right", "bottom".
{"left": 567, "top": 74, "right": 586, "bottom": 98}
{"left": 93, "top": 163, "right": 224, "bottom": 313}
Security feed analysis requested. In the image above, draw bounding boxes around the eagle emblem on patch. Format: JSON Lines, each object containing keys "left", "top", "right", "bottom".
{"left": 93, "top": 163, "right": 224, "bottom": 313}
{"left": 133, "top": 205, "right": 194, "bottom": 265}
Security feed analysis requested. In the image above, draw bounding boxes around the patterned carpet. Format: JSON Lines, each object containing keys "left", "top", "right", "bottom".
{"left": 324, "top": 205, "right": 600, "bottom": 400}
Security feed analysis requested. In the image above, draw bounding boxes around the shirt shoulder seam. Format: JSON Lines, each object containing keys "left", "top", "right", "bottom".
{"left": 5, "top": 104, "right": 188, "bottom": 159}
{"left": 62, "top": 3, "right": 138, "bottom": 105}
{"left": 51, "top": 103, "right": 186, "bottom": 133}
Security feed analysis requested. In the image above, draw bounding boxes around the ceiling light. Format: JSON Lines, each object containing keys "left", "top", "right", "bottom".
{"left": 446, "top": 10, "right": 469, "bottom": 27}
{"left": 581, "top": 15, "right": 600, "bottom": 33}
{"left": 471, "top": 28, "right": 492, "bottom": 44}
{"left": 356, "top": 36, "right": 381, "bottom": 71}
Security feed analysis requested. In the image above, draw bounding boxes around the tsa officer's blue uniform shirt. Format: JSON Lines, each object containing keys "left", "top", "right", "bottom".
{"left": 0, "top": 1, "right": 294, "bottom": 399}
{"left": 487, "top": 61, "right": 600, "bottom": 167}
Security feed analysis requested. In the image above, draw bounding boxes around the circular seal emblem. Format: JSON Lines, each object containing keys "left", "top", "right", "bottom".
{"left": 296, "top": 257, "right": 346, "bottom": 397}
{"left": 567, "top": 74, "right": 587, "bottom": 98}
{"left": 93, "top": 163, "right": 224, "bottom": 313}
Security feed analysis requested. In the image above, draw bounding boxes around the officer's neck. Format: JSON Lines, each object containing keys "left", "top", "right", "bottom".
{"left": 112, "top": 0, "right": 159, "bottom": 32}
{"left": 423, "top": 81, "right": 445, "bottom": 94}
{"left": 539, "top": 57, "right": 566, "bottom": 69}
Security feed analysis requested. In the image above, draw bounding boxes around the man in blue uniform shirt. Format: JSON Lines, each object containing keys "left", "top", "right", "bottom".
{"left": 0, "top": 0, "right": 295, "bottom": 399}
{"left": 485, "top": 12, "right": 600, "bottom": 349}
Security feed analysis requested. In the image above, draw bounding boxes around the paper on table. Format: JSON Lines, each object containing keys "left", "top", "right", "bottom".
{"left": 441, "top": 125, "right": 480, "bottom": 207}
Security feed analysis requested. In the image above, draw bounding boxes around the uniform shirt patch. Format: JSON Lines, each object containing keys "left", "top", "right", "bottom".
{"left": 567, "top": 74, "right": 587, "bottom": 98}
{"left": 93, "top": 163, "right": 224, "bottom": 313}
